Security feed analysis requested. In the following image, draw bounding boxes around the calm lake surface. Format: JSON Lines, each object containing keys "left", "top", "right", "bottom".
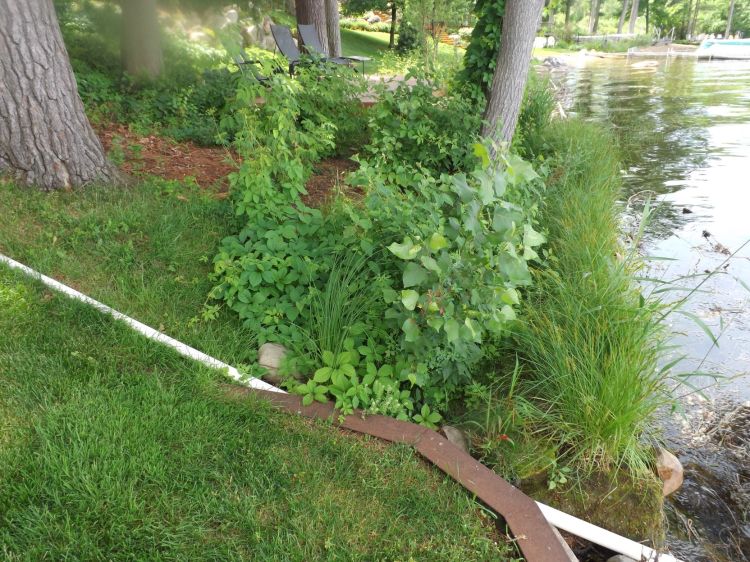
{"left": 552, "top": 55, "right": 750, "bottom": 561}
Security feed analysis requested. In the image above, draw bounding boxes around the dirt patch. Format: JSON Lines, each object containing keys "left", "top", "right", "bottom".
{"left": 96, "top": 123, "right": 234, "bottom": 191}
{"left": 303, "top": 157, "right": 360, "bottom": 207}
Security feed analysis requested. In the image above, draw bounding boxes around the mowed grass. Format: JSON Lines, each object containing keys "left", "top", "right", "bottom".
{"left": 0, "top": 183, "right": 516, "bottom": 559}
{"left": 341, "top": 29, "right": 464, "bottom": 74}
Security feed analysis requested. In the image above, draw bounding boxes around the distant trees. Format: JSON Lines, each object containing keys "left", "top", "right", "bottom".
{"left": 343, "top": 0, "right": 401, "bottom": 48}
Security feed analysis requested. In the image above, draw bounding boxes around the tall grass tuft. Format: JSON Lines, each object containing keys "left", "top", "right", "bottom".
{"left": 512, "top": 120, "right": 670, "bottom": 476}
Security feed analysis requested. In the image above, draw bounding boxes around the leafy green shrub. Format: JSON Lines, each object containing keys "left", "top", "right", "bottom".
{"left": 396, "top": 21, "right": 421, "bottom": 54}
{"left": 460, "top": 0, "right": 505, "bottom": 94}
{"left": 340, "top": 18, "right": 392, "bottom": 33}
{"left": 513, "top": 73, "right": 555, "bottom": 157}
{"left": 211, "top": 71, "right": 547, "bottom": 425}
{"left": 362, "top": 78, "right": 484, "bottom": 183}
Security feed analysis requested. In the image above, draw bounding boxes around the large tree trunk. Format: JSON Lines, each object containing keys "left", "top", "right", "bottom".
{"left": 565, "top": 0, "right": 572, "bottom": 26}
{"left": 628, "top": 0, "right": 640, "bottom": 34}
{"left": 325, "top": 0, "right": 341, "bottom": 57}
{"left": 725, "top": 0, "right": 736, "bottom": 37}
{"left": 0, "top": 0, "right": 119, "bottom": 190}
{"left": 618, "top": 0, "right": 631, "bottom": 33}
{"left": 389, "top": 3, "right": 397, "bottom": 49}
{"left": 482, "top": 0, "right": 545, "bottom": 145}
{"left": 296, "top": 0, "right": 329, "bottom": 56}
{"left": 588, "top": 0, "right": 601, "bottom": 34}
{"left": 121, "top": 0, "right": 162, "bottom": 79}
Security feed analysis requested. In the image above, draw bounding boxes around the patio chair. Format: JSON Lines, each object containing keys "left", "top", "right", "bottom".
{"left": 270, "top": 24, "right": 350, "bottom": 76}
{"left": 232, "top": 51, "right": 285, "bottom": 84}
{"left": 297, "top": 24, "right": 371, "bottom": 73}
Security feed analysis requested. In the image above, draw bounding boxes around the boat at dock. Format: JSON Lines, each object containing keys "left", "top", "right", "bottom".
{"left": 696, "top": 38, "right": 750, "bottom": 59}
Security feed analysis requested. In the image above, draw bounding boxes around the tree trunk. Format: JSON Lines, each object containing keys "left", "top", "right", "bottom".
{"left": 689, "top": 0, "right": 701, "bottom": 37}
{"left": 324, "top": 0, "right": 341, "bottom": 57}
{"left": 618, "top": 0, "right": 631, "bottom": 34}
{"left": 725, "top": 0, "right": 736, "bottom": 37}
{"left": 589, "top": 0, "right": 601, "bottom": 34}
{"left": 565, "top": 0, "right": 572, "bottom": 26}
{"left": 296, "top": 0, "right": 329, "bottom": 56}
{"left": 0, "top": 0, "right": 119, "bottom": 190}
{"left": 482, "top": 0, "right": 545, "bottom": 145}
{"left": 121, "top": 0, "right": 162, "bottom": 79}
{"left": 628, "top": 0, "right": 640, "bottom": 34}
{"left": 389, "top": 3, "right": 397, "bottom": 49}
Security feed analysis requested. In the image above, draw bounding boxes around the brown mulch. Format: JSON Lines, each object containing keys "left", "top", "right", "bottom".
{"left": 95, "top": 122, "right": 359, "bottom": 205}
{"left": 303, "top": 157, "right": 360, "bottom": 207}
{"left": 96, "top": 123, "right": 234, "bottom": 191}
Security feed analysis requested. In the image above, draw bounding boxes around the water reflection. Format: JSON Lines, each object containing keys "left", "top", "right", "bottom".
{"left": 550, "top": 56, "right": 750, "bottom": 561}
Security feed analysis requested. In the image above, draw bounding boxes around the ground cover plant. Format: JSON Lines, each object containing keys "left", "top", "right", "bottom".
{"left": 0, "top": 265, "right": 517, "bottom": 560}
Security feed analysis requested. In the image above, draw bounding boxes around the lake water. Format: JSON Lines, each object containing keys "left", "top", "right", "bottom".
{"left": 550, "top": 55, "right": 750, "bottom": 561}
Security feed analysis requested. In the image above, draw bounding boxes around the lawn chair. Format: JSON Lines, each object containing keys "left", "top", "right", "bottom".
{"left": 232, "top": 51, "right": 284, "bottom": 84}
{"left": 270, "top": 24, "right": 351, "bottom": 76}
{"left": 297, "top": 24, "right": 371, "bottom": 73}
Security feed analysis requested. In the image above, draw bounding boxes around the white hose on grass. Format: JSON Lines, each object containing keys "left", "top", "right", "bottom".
{"left": 1, "top": 252, "right": 683, "bottom": 561}
{"left": 0, "top": 253, "right": 283, "bottom": 393}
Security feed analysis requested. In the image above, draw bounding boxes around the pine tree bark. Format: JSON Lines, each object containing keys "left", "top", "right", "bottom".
{"left": 325, "top": 0, "right": 341, "bottom": 57}
{"left": 618, "top": 0, "right": 631, "bottom": 33}
{"left": 0, "top": 0, "right": 119, "bottom": 190}
{"left": 482, "top": 0, "right": 545, "bottom": 145}
{"left": 725, "top": 0, "right": 736, "bottom": 37}
{"left": 628, "top": 0, "right": 640, "bottom": 34}
{"left": 121, "top": 0, "right": 163, "bottom": 79}
{"left": 296, "top": 0, "right": 329, "bottom": 56}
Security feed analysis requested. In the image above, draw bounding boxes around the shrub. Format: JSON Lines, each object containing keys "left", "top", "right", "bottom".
{"left": 396, "top": 21, "right": 421, "bottom": 54}
{"left": 460, "top": 0, "right": 505, "bottom": 94}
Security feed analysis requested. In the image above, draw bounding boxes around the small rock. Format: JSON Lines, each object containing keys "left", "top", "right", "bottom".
{"left": 258, "top": 342, "right": 288, "bottom": 384}
{"left": 607, "top": 555, "right": 637, "bottom": 562}
{"left": 655, "top": 447, "right": 684, "bottom": 496}
{"left": 702, "top": 229, "right": 711, "bottom": 238}
{"left": 682, "top": 207, "right": 693, "bottom": 214}
{"left": 440, "top": 425, "right": 470, "bottom": 454}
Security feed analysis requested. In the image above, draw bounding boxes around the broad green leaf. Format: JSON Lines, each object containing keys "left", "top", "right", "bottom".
{"left": 403, "top": 263, "right": 429, "bottom": 288}
{"left": 428, "top": 232, "right": 448, "bottom": 251}
{"left": 402, "top": 318, "right": 421, "bottom": 342}
{"left": 322, "top": 350, "right": 335, "bottom": 366}
{"left": 444, "top": 318, "right": 460, "bottom": 342}
{"left": 523, "top": 224, "right": 545, "bottom": 247}
{"left": 302, "top": 394, "right": 314, "bottom": 406}
{"left": 313, "top": 367, "right": 332, "bottom": 383}
{"left": 473, "top": 143, "right": 490, "bottom": 168}
{"left": 388, "top": 238, "right": 421, "bottom": 260}
{"left": 401, "top": 289, "right": 419, "bottom": 311}
{"left": 420, "top": 255, "right": 440, "bottom": 273}
{"left": 464, "top": 318, "right": 482, "bottom": 342}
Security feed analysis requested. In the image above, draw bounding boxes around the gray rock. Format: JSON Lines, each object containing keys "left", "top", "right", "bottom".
{"left": 656, "top": 447, "right": 684, "bottom": 496}
{"left": 258, "top": 342, "right": 288, "bottom": 384}
{"left": 440, "top": 425, "right": 470, "bottom": 454}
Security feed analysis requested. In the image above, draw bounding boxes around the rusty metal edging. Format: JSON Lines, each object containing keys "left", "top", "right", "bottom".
{"left": 249, "top": 389, "right": 570, "bottom": 562}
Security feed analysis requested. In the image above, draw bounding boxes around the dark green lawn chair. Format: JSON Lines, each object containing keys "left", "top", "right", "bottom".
{"left": 298, "top": 24, "right": 371, "bottom": 74}
{"left": 270, "top": 24, "right": 350, "bottom": 76}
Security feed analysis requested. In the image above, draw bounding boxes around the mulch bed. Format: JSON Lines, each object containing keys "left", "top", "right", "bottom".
{"left": 95, "top": 123, "right": 359, "bottom": 205}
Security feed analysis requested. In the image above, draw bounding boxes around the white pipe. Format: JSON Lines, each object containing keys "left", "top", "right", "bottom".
{"left": 1, "top": 254, "right": 683, "bottom": 560}
{"left": 538, "top": 502, "right": 682, "bottom": 562}
{"left": 0, "top": 253, "right": 283, "bottom": 394}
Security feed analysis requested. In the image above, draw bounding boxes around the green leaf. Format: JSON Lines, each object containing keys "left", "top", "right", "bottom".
{"left": 313, "top": 367, "right": 332, "bottom": 383}
{"left": 402, "top": 318, "right": 421, "bottom": 342}
{"left": 523, "top": 224, "right": 545, "bottom": 248}
{"left": 388, "top": 238, "right": 421, "bottom": 260}
{"left": 401, "top": 289, "right": 419, "bottom": 311}
{"left": 322, "top": 350, "right": 335, "bottom": 367}
{"left": 428, "top": 233, "right": 448, "bottom": 251}
{"left": 340, "top": 363, "right": 356, "bottom": 377}
{"left": 302, "top": 394, "right": 314, "bottom": 406}
{"left": 473, "top": 143, "right": 490, "bottom": 168}
{"left": 444, "top": 318, "right": 460, "bottom": 342}
{"left": 420, "top": 255, "right": 440, "bottom": 273}
{"left": 403, "top": 263, "right": 429, "bottom": 288}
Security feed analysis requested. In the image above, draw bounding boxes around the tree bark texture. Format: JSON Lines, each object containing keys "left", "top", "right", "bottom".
{"left": 589, "top": 0, "right": 601, "bottom": 34}
{"left": 296, "top": 0, "right": 329, "bottom": 56}
{"left": 618, "top": 0, "right": 631, "bottom": 33}
{"left": 325, "top": 0, "right": 341, "bottom": 57}
{"left": 482, "top": 0, "right": 545, "bottom": 144}
{"left": 121, "top": 0, "right": 163, "bottom": 79}
{"left": 565, "top": 0, "right": 572, "bottom": 26}
{"left": 689, "top": 0, "right": 701, "bottom": 37}
{"left": 726, "top": 0, "right": 736, "bottom": 36}
{"left": 389, "top": 3, "right": 397, "bottom": 49}
{"left": 628, "top": 0, "right": 640, "bottom": 34}
{"left": 0, "top": 0, "right": 119, "bottom": 190}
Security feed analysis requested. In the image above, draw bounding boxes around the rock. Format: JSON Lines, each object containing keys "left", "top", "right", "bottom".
{"left": 440, "top": 425, "right": 470, "bottom": 454}
{"left": 258, "top": 342, "right": 288, "bottom": 384}
{"left": 607, "top": 556, "right": 637, "bottom": 562}
{"left": 655, "top": 448, "right": 684, "bottom": 496}
{"left": 682, "top": 207, "right": 693, "bottom": 214}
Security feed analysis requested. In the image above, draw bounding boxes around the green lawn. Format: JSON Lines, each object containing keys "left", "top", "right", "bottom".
{"left": 0, "top": 179, "right": 516, "bottom": 560}
{"left": 341, "top": 29, "right": 465, "bottom": 74}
